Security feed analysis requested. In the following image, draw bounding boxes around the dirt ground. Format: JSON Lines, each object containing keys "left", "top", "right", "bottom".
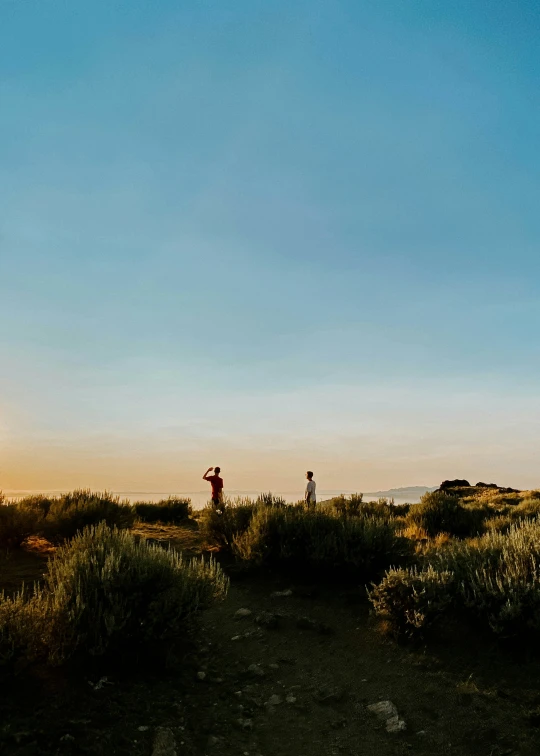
{"left": 2, "top": 525, "right": 540, "bottom": 756}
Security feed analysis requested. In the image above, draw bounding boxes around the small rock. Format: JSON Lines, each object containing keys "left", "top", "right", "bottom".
{"left": 286, "top": 695, "right": 297, "bottom": 704}
{"left": 386, "top": 715, "right": 407, "bottom": 733}
{"left": 266, "top": 694, "right": 282, "bottom": 706}
{"left": 152, "top": 728, "right": 177, "bottom": 756}
{"left": 247, "top": 664, "right": 265, "bottom": 677}
{"left": 236, "top": 718, "right": 253, "bottom": 731}
{"left": 367, "top": 700, "right": 398, "bottom": 719}
{"left": 271, "top": 589, "right": 292, "bottom": 597}
{"left": 197, "top": 671, "right": 206, "bottom": 681}
{"left": 231, "top": 635, "right": 241, "bottom": 641}
{"left": 234, "top": 690, "right": 242, "bottom": 697}
{"left": 60, "top": 734, "right": 75, "bottom": 742}
{"left": 367, "top": 701, "right": 406, "bottom": 733}
{"left": 207, "top": 736, "right": 220, "bottom": 747}
{"left": 255, "top": 612, "right": 280, "bottom": 629}
{"left": 235, "top": 608, "right": 252, "bottom": 618}
{"left": 138, "top": 726, "right": 150, "bottom": 732}
{"left": 269, "top": 663, "right": 280, "bottom": 670}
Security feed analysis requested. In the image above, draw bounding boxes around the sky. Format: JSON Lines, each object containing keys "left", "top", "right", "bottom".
{"left": 1, "top": 0, "right": 540, "bottom": 495}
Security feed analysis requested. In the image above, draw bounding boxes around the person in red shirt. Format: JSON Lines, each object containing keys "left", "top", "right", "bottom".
{"left": 203, "top": 466, "right": 224, "bottom": 507}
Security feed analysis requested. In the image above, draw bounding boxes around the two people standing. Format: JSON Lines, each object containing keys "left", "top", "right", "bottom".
{"left": 203, "top": 466, "right": 316, "bottom": 507}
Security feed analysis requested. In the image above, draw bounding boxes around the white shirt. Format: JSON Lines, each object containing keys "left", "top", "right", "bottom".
{"left": 305, "top": 480, "right": 316, "bottom": 503}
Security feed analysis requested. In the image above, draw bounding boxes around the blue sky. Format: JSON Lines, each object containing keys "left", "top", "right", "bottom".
{"left": 2, "top": 0, "right": 540, "bottom": 493}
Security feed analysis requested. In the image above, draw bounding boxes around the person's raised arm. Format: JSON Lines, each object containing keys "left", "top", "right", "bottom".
{"left": 203, "top": 467, "right": 214, "bottom": 481}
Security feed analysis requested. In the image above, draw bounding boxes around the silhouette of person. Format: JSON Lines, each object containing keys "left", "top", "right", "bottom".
{"left": 305, "top": 470, "right": 316, "bottom": 507}
{"left": 203, "top": 466, "right": 224, "bottom": 507}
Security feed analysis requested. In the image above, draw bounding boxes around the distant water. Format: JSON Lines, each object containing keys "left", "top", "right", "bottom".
{"left": 6, "top": 490, "right": 419, "bottom": 510}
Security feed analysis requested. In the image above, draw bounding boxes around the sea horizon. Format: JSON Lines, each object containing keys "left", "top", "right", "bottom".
{"left": 4, "top": 486, "right": 434, "bottom": 509}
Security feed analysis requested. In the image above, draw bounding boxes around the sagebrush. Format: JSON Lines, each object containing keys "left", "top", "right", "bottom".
{"left": 134, "top": 497, "right": 193, "bottom": 524}
{"left": 0, "top": 523, "right": 228, "bottom": 665}
{"left": 233, "top": 506, "right": 412, "bottom": 580}
{"left": 371, "top": 517, "right": 540, "bottom": 640}
{"left": 43, "top": 489, "right": 135, "bottom": 543}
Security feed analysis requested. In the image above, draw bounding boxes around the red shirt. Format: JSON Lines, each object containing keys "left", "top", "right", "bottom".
{"left": 208, "top": 474, "right": 223, "bottom": 498}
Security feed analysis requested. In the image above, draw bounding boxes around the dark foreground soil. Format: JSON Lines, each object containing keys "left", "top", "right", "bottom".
{"left": 2, "top": 526, "right": 540, "bottom": 756}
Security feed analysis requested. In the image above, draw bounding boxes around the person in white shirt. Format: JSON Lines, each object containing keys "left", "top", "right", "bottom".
{"left": 305, "top": 471, "right": 316, "bottom": 507}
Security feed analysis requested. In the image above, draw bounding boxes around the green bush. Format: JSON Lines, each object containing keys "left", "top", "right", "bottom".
{"left": 0, "top": 502, "right": 42, "bottom": 549}
{"left": 484, "top": 499, "right": 540, "bottom": 533}
{"left": 330, "top": 493, "right": 364, "bottom": 516}
{"left": 254, "top": 492, "right": 287, "bottom": 507}
{"left": 134, "top": 497, "right": 193, "bottom": 524}
{"left": 0, "top": 589, "right": 47, "bottom": 665}
{"left": 406, "top": 490, "right": 485, "bottom": 538}
{"left": 199, "top": 494, "right": 287, "bottom": 549}
{"left": 326, "top": 494, "right": 409, "bottom": 520}
{"left": 369, "top": 566, "right": 455, "bottom": 639}
{"left": 199, "top": 498, "right": 257, "bottom": 548}
{"left": 16, "top": 494, "right": 54, "bottom": 517}
{"left": 43, "top": 489, "right": 134, "bottom": 543}
{"left": 232, "top": 507, "right": 412, "bottom": 581}
{"left": 434, "top": 518, "right": 540, "bottom": 637}
{"left": 0, "top": 523, "right": 229, "bottom": 665}
{"left": 372, "top": 518, "right": 540, "bottom": 640}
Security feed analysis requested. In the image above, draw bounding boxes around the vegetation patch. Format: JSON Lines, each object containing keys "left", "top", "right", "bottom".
{"left": 133, "top": 496, "right": 193, "bottom": 524}
{"left": 199, "top": 493, "right": 286, "bottom": 549}
{"left": 42, "top": 489, "right": 135, "bottom": 543}
{"left": 232, "top": 506, "right": 412, "bottom": 581}
{"left": 406, "top": 490, "right": 487, "bottom": 538}
{"left": 371, "top": 517, "right": 540, "bottom": 640}
{"left": 0, "top": 498, "right": 43, "bottom": 549}
{"left": 0, "top": 523, "right": 228, "bottom": 666}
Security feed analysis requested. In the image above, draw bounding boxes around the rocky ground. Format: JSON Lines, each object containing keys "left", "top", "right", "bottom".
{"left": 3, "top": 526, "right": 540, "bottom": 756}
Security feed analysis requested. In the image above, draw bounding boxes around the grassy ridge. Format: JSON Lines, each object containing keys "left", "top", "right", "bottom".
{"left": 3, "top": 484, "right": 540, "bottom": 662}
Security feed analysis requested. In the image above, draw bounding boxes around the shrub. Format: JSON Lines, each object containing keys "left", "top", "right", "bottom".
{"left": 134, "top": 497, "right": 193, "bottom": 524}
{"left": 0, "top": 503, "right": 42, "bottom": 549}
{"left": 0, "top": 589, "right": 48, "bottom": 665}
{"left": 331, "top": 493, "right": 364, "bottom": 516}
{"left": 43, "top": 489, "right": 135, "bottom": 543}
{"left": 369, "top": 566, "right": 455, "bottom": 639}
{"left": 406, "top": 491, "right": 485, "bottom": 538}
{"left": 327, "top": 493, "right": 408, "bottom": 520}
{"left": 254, "top": 492, "right": 287, "bottom": 508}
{"left": 484, "top": 499, "right": 540, "bottom": 533}
{"left": 0, "top": 523, "right": 229, "bottom": 665}
{"left": 232, "top": 507, "right": 412, "bottom": 581}
{"left": 434, "top": 518, "right": 540, "bottom": 637}
{"left": 199, "top": 498, "right": 257, "bottom": 548}
{"left": 199, "top": 494, "right": 287, "bottom": 549}
{"left": 372, "top": 518, "right": 540, "bottom": 640}
{"left": 16, "top": 494, "right": 54, "bottom": 517}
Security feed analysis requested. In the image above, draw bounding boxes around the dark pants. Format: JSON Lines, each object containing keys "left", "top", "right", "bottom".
{"left": 212, "top": 497, "right": 221, "bottom": 507}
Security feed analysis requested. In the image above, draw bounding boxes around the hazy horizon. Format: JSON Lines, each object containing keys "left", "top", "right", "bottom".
{"left": 4, "top": 484, "right": 438, "bottom": 510}
{"left": 2, "top": 1, "right": 540, "bottom": 492}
